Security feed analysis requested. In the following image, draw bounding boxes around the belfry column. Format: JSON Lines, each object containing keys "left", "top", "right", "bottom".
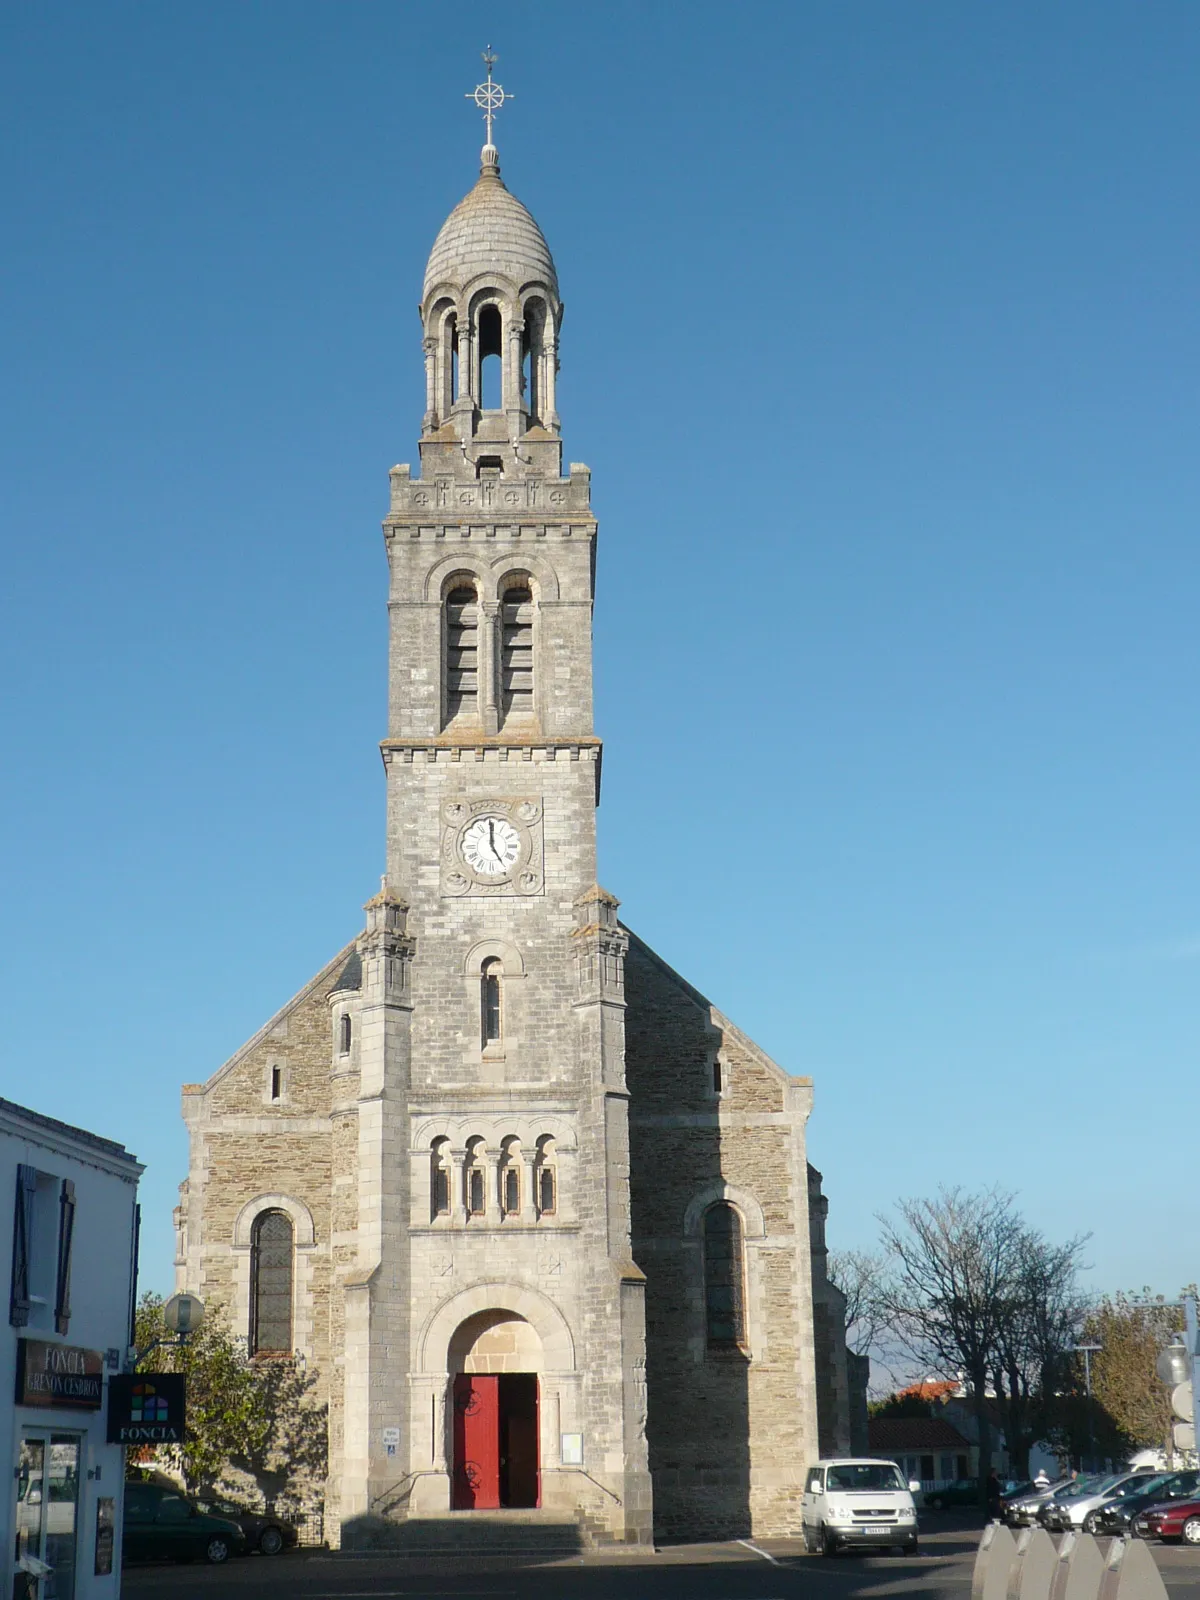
{"left": 480, "top": 600, "right": 500, "bottom": 733}
{"left": 422, "top": 336, "right": 437, "bottom": 431}
{"left": 339, "top": 882, "right": 415, "bottom": 1535}
{"left": 544, "top": 323, "right": 560, "bottom": 431}
{"left": 505, "top": 316, "right": 525, "bottom": 432}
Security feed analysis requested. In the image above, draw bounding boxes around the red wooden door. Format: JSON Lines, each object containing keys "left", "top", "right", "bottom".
{"left": 452, "top": 1374, "right": 500, "bottom": 1509}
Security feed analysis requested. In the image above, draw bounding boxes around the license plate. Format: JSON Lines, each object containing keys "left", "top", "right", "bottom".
{"left": 861, "top": 1525, "right": 895, "bottom": 1534}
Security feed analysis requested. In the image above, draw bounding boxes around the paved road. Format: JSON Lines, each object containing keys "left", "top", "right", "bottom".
{"left": 121, "top": 1522, "right": 1199, "bottom": 1600}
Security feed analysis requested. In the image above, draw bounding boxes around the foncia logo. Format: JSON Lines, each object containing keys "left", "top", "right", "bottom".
{"left": 129, "top": 1383, "right": 169, "bottom": 1424}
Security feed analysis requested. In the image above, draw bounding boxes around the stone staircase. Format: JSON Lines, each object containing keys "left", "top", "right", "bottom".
{"left": 341, "top": 1507, "right": 588, "bottom": 1557}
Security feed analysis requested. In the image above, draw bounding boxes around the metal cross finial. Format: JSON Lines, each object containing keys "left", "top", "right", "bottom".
{"left": 466, "top": 44, "right": 512, "bottom": 150}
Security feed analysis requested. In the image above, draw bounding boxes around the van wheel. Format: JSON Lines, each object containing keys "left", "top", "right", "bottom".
{"left": 903, "top": 1539, "right": 919, "bottom": 1556}
{"left": 821, "top": 1527, "right": 838, "bottom": 1557}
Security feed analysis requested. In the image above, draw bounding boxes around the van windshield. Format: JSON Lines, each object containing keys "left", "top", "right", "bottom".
{"left": 826, "top": 1464, "right": 906, "bottom": 1493}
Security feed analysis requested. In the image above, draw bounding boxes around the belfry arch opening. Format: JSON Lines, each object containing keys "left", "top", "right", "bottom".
{"left": 478, "top": 304, "right": 503, "bottom": 411}
{"left": 449, "top": 1310, "right": 541, "bottom": 1510}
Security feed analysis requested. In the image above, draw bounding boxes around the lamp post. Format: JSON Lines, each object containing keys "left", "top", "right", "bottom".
{"left": 1072, "top": 1343, "right": 1102, "bottom": 1470}
{"left": 128, "top": 1292, "right": 205, "bottom": 1370}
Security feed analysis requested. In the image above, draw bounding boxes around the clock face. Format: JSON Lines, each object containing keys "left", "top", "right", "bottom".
{"left": 460, "top": 814, "right": 522, "bottom": 877}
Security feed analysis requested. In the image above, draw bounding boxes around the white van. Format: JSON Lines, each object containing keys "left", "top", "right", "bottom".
{"left": 801, "top": 1457, "right": 921, "bottom": 1556}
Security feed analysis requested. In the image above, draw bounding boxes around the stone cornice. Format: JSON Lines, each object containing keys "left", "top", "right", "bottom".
{"left": 381, "top": 738, "right": 602, "bottom": 800}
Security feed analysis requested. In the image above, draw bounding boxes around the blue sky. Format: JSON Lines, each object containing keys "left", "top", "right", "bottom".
{"left": 3, "top": 3, "right": 1197, "bottom": 1300}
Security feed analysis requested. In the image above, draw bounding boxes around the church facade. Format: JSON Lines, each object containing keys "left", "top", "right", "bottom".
{"left": 176, "top": 120, "right": 853, "bottom": 1547}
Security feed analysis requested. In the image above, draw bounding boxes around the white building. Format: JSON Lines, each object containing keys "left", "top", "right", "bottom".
{"left": 3, "top": 1098, "right": 142, "bottom": 1600}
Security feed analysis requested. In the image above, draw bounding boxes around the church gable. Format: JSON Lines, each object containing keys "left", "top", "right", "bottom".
{"left": 194, "top": 943, "right": 357, "bottom": 1118}
{"left": 622, "top": 930, "right": 793, "bottom": 1116}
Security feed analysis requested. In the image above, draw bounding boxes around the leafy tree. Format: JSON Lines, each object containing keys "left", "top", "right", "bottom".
{"left": 133, "top": 1293, "right": 327, "bottom": 1507}
{"left": 1080, "top": 1291, "right": 1187, "bottom": 1453}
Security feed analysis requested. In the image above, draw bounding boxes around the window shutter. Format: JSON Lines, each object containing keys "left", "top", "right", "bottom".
{"left": 54, "top": 1179, "right": 77, "bottom": 1336}
{"left": 9, "top": 1164, "right": 37, "bottom": 1327}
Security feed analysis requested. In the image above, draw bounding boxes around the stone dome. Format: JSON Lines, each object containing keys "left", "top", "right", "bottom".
{"left": 423, "top": 154, "right": 557, "bottom": 302}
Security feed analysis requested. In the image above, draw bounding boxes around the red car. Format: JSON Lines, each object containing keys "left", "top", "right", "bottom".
{"left": 1133, "top": 1496, "right": 1200, "bottom": 1545}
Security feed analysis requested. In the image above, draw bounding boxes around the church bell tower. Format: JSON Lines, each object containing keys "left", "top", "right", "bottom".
{"left": 334, "top": 56, "right": 654, "bottom": 1543}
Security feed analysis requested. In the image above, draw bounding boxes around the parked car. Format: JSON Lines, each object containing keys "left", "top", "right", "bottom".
{"left": 1039, "top": 1471, "right": 1160, "bottom": 1533}
{"left": 801, "top": 1458, "right": 921, "bottom": 1556}
{"left": 1093, "top": 1472, "right": 1200, "bottom": 1537}
{"left": 1003, "top": 1479, "right": 1074, "bottom": 1527}
{"left": 924, "top": 1479, "right": 982, "bottom": 1510}
{"left": 195, "top": 1497, "right": 299, "bottom": 1556}
{"left": 123, "top": 1482, "right": 247, "bottom": 1564}
{"left": 1133, "top": 1495, "right": 1200, "bottom": 1546}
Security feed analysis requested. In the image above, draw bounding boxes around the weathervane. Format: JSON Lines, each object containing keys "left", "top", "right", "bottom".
{"left": 466, "top": 46, "right": 512, "bottom": 153}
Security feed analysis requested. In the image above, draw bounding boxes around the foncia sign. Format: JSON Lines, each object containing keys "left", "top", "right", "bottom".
{"left": 106, "top": 1375, "right": 187, "bottom": 1444}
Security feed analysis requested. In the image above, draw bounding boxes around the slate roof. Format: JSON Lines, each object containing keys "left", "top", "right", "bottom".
{"left": 329, "top": 950, "right": 362, "bottom": 994}
{"left": 867, "top": 1417, "right": 971, "bottom": 1452}
{"left": 424, "top": 155, "right": 557, "bottom": 299}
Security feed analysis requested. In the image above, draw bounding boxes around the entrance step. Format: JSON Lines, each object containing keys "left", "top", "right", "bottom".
{"left": 342, "top": 1510, "right": 588, "bottom": 1556}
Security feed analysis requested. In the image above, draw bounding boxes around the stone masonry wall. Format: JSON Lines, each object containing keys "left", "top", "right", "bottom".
{"left": 180, "top": 948, "right": 352, "bottom": 1505}
{"left": 624, "top": 933, "right": 821, "bottom": 1541}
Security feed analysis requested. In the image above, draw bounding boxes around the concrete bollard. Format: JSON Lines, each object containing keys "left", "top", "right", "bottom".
{"left": 972, "top": 1521, "right": 1019, "bottom": 1600}
{"left": 1095, "top": 1537, "right": 1170, "bottom": 1600}
{"left": 1049, "top": 1530, "right": 1106, "bottom": 1600}
{"left": 1007, "top": 1526, "right": 1059, "bottom": 1600}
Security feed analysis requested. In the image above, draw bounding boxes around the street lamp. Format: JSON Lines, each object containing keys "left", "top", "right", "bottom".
{"left": 1072, "top": 1343, "right": 1102, "bottom": 1470}
{"left": 128, "top": 1292, "right": 205, "bottom": 1369}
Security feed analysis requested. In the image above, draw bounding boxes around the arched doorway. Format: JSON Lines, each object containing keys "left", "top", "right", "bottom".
{"left": 449, "top": 1310, "right": 541, "bottom": 1510}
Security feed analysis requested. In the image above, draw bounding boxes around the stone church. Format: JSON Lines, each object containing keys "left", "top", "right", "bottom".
{"left": 175, "top": 107, "right": 855, "bottom": 1548}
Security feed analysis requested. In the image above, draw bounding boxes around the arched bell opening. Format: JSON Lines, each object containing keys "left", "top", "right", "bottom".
{"left": 522, "top": 298, "right": 546, "bottom": 424}
{"left": 449, "top": 1310, "right": 541, "bottom": 1510}
{"left": 477, "top": 303, "right": 503, "bottom": 411}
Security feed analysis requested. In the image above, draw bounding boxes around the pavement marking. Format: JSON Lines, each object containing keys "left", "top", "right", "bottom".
{"left": 736, "top": 1539, "right": 781, "bottom": 1565}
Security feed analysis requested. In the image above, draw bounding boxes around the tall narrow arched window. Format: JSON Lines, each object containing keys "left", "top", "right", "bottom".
{"left": 250, "top": 1210, "right": 294, "bottom": 1355}
{"left": 464, "top": 1139, "right": 486, "bottom": 1217}
{"left": 535, "top": 1135, "right": 557, "bottom": 1217}
{"left": 523, "top": 299, "right": 545, "bottom": 422}
{"left": 703, "top": 1202, "right": 746, "bottom": 1351}
{"left": 445, "top": 584, "right": 479, "bottom": 724}
{"left": 430, "top": 1138, "right": 451, "bottom": 1220}
{"left": 481, "top": 959, "right": 502, "bottom": 1048}
{"left": 500, "top": 585, "right": 534, "bottom": 724}
{"left": 478, "top": 304, "right": 503, "bottom": 410}
{"left": 499, "top": 1137, "right": 521, "bottom": 1217}
{"left": 338, "top": 1012, "right": 352, "bottom": 1056}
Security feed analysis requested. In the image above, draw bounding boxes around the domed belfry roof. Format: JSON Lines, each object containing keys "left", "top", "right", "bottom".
{"left": 422, "top": 149, "right": 558, "bottom": 302}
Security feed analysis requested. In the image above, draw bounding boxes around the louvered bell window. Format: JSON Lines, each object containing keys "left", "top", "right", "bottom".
{"left": 446, "top": 586, "right": 479, "bottom": 722}
{"left": 500, "top": 587, "right": 534, "bottom": 722}
{"left": 250, "top": 1210, "right": 294, "bottom": 1355}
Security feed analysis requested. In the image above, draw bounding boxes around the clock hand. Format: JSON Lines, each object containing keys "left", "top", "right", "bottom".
{"left": 488, "top": 820, "right": 503, "bottom": 863}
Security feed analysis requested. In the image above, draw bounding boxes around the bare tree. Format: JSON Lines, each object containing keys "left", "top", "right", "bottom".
{"left": 827, "top": 1249, "right": 891, "bottom": 1357}
{"left": 990, "top": 1232, "right": 1089, "bottom": 1478}
{"left": 879, "top": 1187, "right": 1028, "bottom": 1498}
